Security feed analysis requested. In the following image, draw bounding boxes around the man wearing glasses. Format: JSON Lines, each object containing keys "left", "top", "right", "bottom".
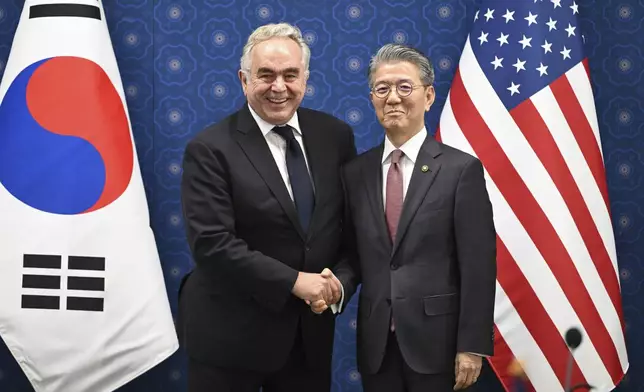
{"left": 321, "top": 43, "right": 497, "bottom": 391}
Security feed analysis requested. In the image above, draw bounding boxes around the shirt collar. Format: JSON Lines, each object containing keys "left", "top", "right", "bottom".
{"left": 382, "top": 126, "right": 428, "bottom": 165}
{"left": 248, "top": 103, "right": 302, "bottom": 137}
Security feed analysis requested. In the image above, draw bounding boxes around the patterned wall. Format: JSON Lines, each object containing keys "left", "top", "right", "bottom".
{"left": 0, "top": 0, "right": 642, "bottom": 391}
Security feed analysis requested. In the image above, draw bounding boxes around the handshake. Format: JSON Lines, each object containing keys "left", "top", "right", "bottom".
{"left": 291, "top": 268, "right": 342, "bottom": 314}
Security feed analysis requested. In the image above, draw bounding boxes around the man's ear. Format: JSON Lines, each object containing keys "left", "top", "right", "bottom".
{"left": 238, "top": 70, "right": 248, "bottom": 95}
{"left": 425, "top": 85, "right": 435, "bottom": 111}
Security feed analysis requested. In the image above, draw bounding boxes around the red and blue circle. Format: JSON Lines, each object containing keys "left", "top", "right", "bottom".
{"left": 0, "top": 56, "right": 133, "bottom": 214}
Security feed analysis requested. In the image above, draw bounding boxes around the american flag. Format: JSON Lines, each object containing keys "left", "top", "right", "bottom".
{"left": 437, "top": 0, "right": 629, "bottom": 391}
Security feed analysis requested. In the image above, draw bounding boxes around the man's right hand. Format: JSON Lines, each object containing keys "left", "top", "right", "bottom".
{"left": 292, "top": 272, "right": 333, "bottom": 303}
{"left": 306, "top": 269, "right": 343, "bottom": 314}
{"left": 309, "top": 299, "right": 328, "bottom": 314}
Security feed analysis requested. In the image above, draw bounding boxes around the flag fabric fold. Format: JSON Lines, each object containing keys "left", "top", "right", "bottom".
{"left": 437, "top": 1, "right": 628, "bottom": 391}
{"left": 0, "top": 1, "right": 178, "bottom": 391}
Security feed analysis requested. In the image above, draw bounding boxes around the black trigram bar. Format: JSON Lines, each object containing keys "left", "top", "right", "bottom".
{"left": 68, "top": 276, "right": 104, "bottom": 291}
{"left": 67, "top": 297, "right": 103, "bottom": 312}
{"left": 30, "top": 4, "right": 101, "bottom": 20}
{"left": 68, "top": 256, "right": 105, "bottom": 271}
{"left": 22, "top": 295, "right": 60, "bottom": 310}
{"left": 23, "top": 254, "right": 61, "bottom": 269}
{"left": 22, "top": 274, "right": 61, "bottom": 289}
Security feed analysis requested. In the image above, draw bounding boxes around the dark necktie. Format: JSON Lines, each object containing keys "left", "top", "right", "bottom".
{"left": 385, "top": 149, "right": 404, "bottom": 243}
{"left": 272, "top": 125, "right": 315, "bottom": 232}
{"left": 385, "top": 149, "right": 404, "bottom": 331}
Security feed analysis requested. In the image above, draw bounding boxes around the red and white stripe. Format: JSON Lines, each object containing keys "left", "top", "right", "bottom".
{"left": 438, "top": 38, "right": 628, "bottom": 392}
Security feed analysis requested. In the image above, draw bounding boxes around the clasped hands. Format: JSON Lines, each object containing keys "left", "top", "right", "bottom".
{"left": 291, "top": 268, "right": 341, "bottom": 314}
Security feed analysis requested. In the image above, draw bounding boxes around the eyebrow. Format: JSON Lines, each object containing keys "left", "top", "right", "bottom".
{"left": 375, "top": 78, "right": 414, "bottom": 85}
{"left": 256, "top": 67, "right": 301, "bottom": 74}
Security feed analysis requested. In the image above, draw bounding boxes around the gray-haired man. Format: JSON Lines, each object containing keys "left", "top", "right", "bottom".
{"left": 179, "top": 22, "right": 354, "bottom": 392}
{"left": 320, "top": 43, "right": 497, "bottom": 391}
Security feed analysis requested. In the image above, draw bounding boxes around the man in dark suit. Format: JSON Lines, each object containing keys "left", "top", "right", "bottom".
{"left": 318, "top": 44, "right": 497, "bottom": 392}
{"left": 179, "top": 23, "right": 354, "bottom": 392}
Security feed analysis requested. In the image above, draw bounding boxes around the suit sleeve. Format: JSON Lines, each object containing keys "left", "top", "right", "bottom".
{"left": 332, "top": 125, "right": 361, "bottom": 311}
{"left": 181, "top": 139, "right": 299, "bottom": 313}
{"left": 454, "top": 157, "right": 497, "bottom": 355}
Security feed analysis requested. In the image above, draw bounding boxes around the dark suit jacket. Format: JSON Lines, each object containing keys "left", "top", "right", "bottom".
{"left": 335, "top": 134, "right": 497, "bottom": 376}
{"left": 178, "top": 104, "right": 356, "bottom": 374}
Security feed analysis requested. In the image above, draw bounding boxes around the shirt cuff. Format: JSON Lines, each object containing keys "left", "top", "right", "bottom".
{"left": 329, "top": 281, "right": 345, "bottom": 314}
{"left": 466, "top": 352, "right": 489, "bottom": 357}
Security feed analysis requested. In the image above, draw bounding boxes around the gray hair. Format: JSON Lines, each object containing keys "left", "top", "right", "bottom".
{"left": 240, "top": 23, "right": 311, "bottom": 74}
{"left": 367, "top": 43, "right": 435, "bottom": 88}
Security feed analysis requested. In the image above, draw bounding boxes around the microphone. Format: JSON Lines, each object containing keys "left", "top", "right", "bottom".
{"left": 565, "top": 328, "right": 582, "bottom": 349}
{"left": 564, "top": 327, "right": 582, "bottom": 392}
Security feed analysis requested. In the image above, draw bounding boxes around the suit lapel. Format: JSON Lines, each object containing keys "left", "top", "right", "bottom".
{"left": 298, "top": 111, "right": 325, "bottom": 241}
{"left": 362, "top": 145, "right": 391, "bottom": 250}
{"left": 233, "top": 105, "right": 305, "bottom": 240}
{"left": 391, "top": 136, "right": 443, "bottom": 257}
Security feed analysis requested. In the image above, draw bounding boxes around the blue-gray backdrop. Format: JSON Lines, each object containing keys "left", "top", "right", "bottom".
{"left": 0, "top": 0, "right": 642, "bottom": 391}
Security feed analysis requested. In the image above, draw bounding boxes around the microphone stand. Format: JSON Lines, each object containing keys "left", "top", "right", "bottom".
{"left": 564, "top": 327, "right": 594, "bottom": 392}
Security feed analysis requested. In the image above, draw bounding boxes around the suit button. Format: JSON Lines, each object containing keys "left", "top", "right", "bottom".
{"left": 390, "top": 264, "right": 398, "bottom": 270}
{"left": 305, "top": 246, "right": 311, "bottom": 252}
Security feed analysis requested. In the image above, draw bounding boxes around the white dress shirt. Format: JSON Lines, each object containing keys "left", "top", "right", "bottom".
{"left": 248, "top": 104, "right": 313, "bottom": 200}
{"left": 248, "top": 104, "right": 342, "bottom": 313}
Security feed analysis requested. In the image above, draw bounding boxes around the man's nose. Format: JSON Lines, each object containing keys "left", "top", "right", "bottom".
{"left": 271, "top": 76, "right": 287, "bottom": 92}
{"left": 386, "top": 89, "right": 402, "bottom": 104}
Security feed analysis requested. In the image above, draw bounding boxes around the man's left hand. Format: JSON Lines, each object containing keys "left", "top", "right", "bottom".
{"left": 454, "top": 352, "right": 482, "bottom": 390}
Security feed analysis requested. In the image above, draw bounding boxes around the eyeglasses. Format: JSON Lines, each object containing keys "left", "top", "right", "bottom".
{"left": 371, "top": 81, "right": 429, "bottom": 99}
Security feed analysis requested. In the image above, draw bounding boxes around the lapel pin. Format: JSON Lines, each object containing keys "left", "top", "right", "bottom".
{"left": 421, "top": 165, "right": 429, "bottom": 173}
